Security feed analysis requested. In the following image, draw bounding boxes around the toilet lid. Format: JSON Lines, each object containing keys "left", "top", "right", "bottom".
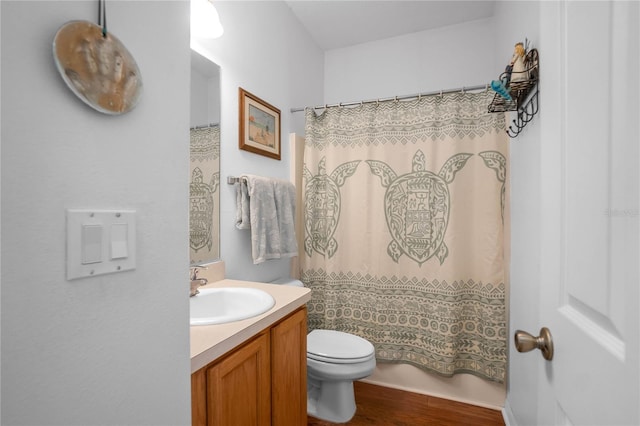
{"left": 307, "top": 329, "right": 375, "bottom": 362}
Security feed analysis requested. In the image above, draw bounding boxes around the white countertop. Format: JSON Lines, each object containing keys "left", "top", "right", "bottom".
{"left": 190, "top": 279, "right": 311, "bottom": 373}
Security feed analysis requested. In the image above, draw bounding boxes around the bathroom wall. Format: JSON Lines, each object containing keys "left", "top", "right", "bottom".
{"left": 324, "top": 18, "right": 497, "bottom": 104}
{"left": 190, "top": 64, "right": 220, "bottom": 128}
{"left": 192, "top": 1, "right": 324, "bottom": 281}
{"left": 494, "top": 2, "right": 542, "bottom": 425}
{"left": 323, "top": 17, "right": 507, "bottom": 409}
{"left": 1, "top": 1, "right": 191, "bottom": 425}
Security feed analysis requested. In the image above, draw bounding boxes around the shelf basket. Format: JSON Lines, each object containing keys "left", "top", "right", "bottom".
{"left": 488, "top": 48, "right": 539, "bottom": 138}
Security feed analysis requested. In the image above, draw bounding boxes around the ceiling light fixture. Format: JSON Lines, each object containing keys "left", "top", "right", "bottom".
{"left": 191, "top": 0, "right": 224, "bottom": 39}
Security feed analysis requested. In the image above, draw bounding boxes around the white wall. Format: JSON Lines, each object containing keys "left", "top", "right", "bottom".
{"left": 191, "top": 1, "right": 324, "bottom": 282}
{"left": 1, "top": 1, "right": 191, "bottom": 425}
{"left": 190, "top": 62, "right": 220, "bottom": 128}
{"left": 323, "top": 17, "right": 508, "bottom": 408}
{"left": 494, "top": 2, "right": 542, "bottom": 425}
{"left": 324, "top": 18, "right": 497, "bottom": 104}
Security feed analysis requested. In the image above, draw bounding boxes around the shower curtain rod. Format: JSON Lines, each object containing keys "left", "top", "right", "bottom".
{"left": 290, "top": 83, "right": 488, "bottom": 113}
{"left": 190, "top": 122, "right": 219, "bottom": 130}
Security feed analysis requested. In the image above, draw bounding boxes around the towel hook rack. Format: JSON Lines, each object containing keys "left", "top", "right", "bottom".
{"left": 488, "top": 47, "right": 540, "bottom": 138}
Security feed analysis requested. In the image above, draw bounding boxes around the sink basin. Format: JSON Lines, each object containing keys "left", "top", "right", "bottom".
{"left": 190, "top": 287, "right": 275, "bottom": 326}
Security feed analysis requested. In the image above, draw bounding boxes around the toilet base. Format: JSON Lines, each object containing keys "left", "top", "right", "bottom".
{"left": 307, "top": 377, "right": 357, "bottom": 423}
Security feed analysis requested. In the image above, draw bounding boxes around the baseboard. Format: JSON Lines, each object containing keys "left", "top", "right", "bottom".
{"left": 502, "top": 399, "right": 518, "bottom": 426}
{"left": 359, "top": 378, "right": 503, "bottom": 411}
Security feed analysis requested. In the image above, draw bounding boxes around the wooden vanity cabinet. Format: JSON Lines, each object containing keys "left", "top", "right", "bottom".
{"left": 192, "top": 307, "right": 307, "bottom": 426}
{"left": 270, "top": 307, "right": 307, "bottom": 425}
{"left": 207, "top": 332, "right": 271, "bottom": 425}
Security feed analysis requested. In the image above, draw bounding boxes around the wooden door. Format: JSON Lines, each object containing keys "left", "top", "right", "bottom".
{"left": 206, "top": 332, "right": 271, "bottom": 426}
{"left": 535, "top": 1, "right": 639, "bottom": 424}
{"left": 271, "top": 307, "right": 307, "bottom": 426}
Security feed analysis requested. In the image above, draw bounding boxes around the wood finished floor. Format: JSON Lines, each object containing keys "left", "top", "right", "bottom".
{"left": 307, "top": 381, "right": 505, "bottom": 426}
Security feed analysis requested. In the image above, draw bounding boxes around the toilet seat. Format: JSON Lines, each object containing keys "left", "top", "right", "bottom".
{"left": 307, "top": 351, "right": 375, "bottom": 364}
{"left": 307, "top": 330, "right": 375, "bottom": 364}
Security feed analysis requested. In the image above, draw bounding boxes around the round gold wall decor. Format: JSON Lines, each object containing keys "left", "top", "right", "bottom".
{"left": 53, "top": 21, "right": 143, "bottom": 115}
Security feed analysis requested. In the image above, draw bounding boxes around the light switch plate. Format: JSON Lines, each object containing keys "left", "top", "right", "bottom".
{"left": 67, "top": 209, "right": 136, "bottom": 280}
{"left": 81, "top": 224, "right": 103, "bottom": 264}
{"left": 110, "top": 223, "right": 129, "bottom": 259}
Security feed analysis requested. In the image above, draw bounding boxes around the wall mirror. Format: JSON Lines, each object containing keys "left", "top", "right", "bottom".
{"left": 189, "top": 49, "right": 221, "bottom": 265}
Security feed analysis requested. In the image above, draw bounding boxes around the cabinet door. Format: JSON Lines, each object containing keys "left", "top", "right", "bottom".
{"left": 271, "top": 308, "right": 307, "bottom": 426}
{"left": 191, "top": 368, "right": 207, "bottom": 426}
{"left": 206, "top": 332, "right": 271, "bottom": 426}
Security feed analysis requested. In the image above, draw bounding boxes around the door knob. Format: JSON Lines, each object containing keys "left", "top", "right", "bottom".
{"left": 514, "top": 327, "right": 554, "bottom": 361}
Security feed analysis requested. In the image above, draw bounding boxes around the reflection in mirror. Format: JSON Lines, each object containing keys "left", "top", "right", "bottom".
{"left": 190, "top": 50, "right": 221, "bottom": 264}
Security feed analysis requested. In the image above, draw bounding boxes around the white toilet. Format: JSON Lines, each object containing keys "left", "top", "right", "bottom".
{"left": 271, "top": 278, "right": 376, "bottom": 423}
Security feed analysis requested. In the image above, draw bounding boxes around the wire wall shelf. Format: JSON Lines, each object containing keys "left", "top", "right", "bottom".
{"left": 488, "top": 48, "right": 539, "bottom": 138}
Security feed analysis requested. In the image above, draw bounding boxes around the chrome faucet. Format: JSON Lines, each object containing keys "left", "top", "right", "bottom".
{"left": 190, "top": 266, "right": 208, "bottom": 297}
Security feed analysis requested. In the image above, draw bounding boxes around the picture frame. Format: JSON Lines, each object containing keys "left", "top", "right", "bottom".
{"left": 238, "top": 88, "right": 281, "bottom": 160}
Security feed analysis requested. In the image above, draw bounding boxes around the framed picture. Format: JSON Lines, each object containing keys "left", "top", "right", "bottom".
{"left": 239, "top": 88, "right": 281, "bottom": 160}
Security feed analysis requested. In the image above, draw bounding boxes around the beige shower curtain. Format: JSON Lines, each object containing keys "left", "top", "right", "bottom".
{"left": 190, "top": 125, "right": 220, "bottom": 264}
{"left": 301, "top": 91, "right": 508, "bottom": 383}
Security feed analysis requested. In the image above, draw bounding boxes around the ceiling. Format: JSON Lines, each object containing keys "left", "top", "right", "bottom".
{"left": 285, "top": 1, "right": 496, "bottom": 51}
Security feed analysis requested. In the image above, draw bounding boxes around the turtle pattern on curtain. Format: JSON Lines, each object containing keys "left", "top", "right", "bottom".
{"left": 301, "top": 91, "right": 508, "bottom": 383}
{"left": 190, "top": 125, "right": 220, "bottom": 263}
